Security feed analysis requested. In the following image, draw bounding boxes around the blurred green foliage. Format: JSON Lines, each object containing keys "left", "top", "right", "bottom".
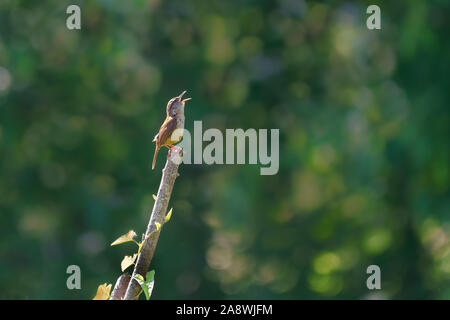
{"left": 0, "top": 0, "right": 449, "bottom": 299}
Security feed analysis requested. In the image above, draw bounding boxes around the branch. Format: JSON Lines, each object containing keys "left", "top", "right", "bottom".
{"left": 122, "top": 146, "right": 182, "bottom": 300}
{"left": 110, "top": 273, "right": 131, "bottom": 300}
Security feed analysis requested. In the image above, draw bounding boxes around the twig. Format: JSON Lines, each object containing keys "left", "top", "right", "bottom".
{"left": 110, "top": 273, "right": 131, "bottom": 300}
{"left": 122, "top": 146, "right": 182, "bottom": 300}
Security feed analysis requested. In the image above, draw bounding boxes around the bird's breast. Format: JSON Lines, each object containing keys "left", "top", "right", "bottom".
{"left": 176, "top": 116, "right": 185, "bottom": 128}
{"left": 168, "top": 116, "right": 185, "bottom": 144}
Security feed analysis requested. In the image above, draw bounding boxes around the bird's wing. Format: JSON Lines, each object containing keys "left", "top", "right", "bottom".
{"left": 155, "top": 117, "right": 178, "bottom": 147}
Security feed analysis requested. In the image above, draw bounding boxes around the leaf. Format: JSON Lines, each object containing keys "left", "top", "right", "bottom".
{"left": 134, "top": 274, "right": 145, "bottom": 284}
{"left": 143, "top": 270, "right": 155, "bottom": 300}
{"left": 152, "top": 194, "right": 157, "bottom": 200}
{"left": 132, "top": 271, "right": 155, "bottom": 300}
{"left": 93, "top": 283, "right": 112, "bottom": 300}
{"left": 121, "top": 253, "right": 138, "bottom": 272}
{"left": 146, "top": 270, "right": 155, "bottom": 283}
{"left": 155, "top": 222, "right": 161, "bottom": 231}
{"left": 165, "top": 208, "right": 173, "bottom": 222}
{"left": 111, "top": 230, "right": 137, "bottom": 246}
{"left": 141, "top": 284, "right": 150, "bottom": 300}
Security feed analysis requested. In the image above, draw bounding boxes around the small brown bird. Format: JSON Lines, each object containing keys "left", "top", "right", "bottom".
{"left": 152, "top": 90, "right": 191, "bottom": 170}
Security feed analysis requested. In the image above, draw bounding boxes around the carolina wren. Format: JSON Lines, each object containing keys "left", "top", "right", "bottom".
{"left": 152, "top": 90, "right": 191, "bottom": 170}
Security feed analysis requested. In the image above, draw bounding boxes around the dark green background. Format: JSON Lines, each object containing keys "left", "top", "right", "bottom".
{"left": 0, "top": 0, "right": 448, "bottom": 299}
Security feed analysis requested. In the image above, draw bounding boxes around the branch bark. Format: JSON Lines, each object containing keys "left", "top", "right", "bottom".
{"left": 122, "top": 146, "right": 182, "bottom": 300}
{"left": 110, "top": 273, "right": 131, "bottom": 300}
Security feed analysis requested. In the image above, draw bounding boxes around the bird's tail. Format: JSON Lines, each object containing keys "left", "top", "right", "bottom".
{"left": 152, "top": 145, "right": 160, "bottom": 170}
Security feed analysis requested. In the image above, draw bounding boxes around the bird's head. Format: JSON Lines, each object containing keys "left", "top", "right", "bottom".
{"left": 167, "top": 90, "right": 191, "bottom": 117}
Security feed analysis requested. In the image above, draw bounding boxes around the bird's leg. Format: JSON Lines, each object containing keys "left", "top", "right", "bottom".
{"left": 166, "top": 145, "right": 175, "bottom": 159}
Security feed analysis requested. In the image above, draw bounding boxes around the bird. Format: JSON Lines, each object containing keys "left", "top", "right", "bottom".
{"left": 152, "top": 90, "right": 191, "bottom": 170}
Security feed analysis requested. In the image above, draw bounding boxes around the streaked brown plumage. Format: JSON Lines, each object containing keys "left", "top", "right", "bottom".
{"left": 152, "top": 91, "right": 191, "bottom": 170}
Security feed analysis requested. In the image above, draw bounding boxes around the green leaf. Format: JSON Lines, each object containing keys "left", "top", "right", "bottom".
{"left": 144, "top": 270, "right": 155, "bottom": 300}
{"left": 165, "top": 208, "right": 173, "bottom": 222}
{"left": 152, "top": 194, "right": 157, "bottom": 200}
{"left": 111, "top": 230, "right": 137, "bottom": 246}
{"left": 141, "top": 284, "right": 149, "bottom": 300}
{"left": 134, "top": 274, "right": 144, "bottom": 283}
{"left": 146, "top": 270, "right": 155, "bottom": 283}
{"left": 155, "top": 222, "right": 161, "bottom": 231}
{"left": 132, "top": 271, "right": 155, "bottom": 300}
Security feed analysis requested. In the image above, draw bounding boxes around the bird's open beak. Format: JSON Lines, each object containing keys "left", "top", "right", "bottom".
{"left": 178, "top": 90, "right": 191, "bottom": 103}
{"left": 178, "top": 91, "right": 187, "bottom": 99}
